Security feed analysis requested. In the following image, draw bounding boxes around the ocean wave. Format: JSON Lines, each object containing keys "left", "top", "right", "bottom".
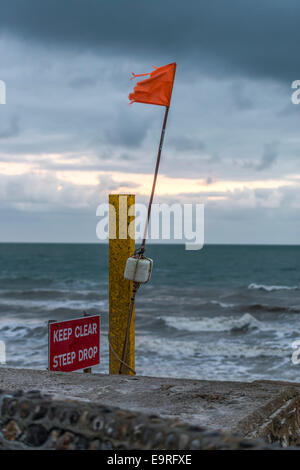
{"left": 0, "top": 276, "right": 102, "bottom": 290}
{"left": 0, "top": 321, "right": 47, "bottom": 340}
{"left": 159, "top": 313, "right": 265, "bottom": 333}
{"left": 0, "top": 288, "right": 106, "bottom": 302}
{"left": 248, "top": 303, "right": 286, "bottom": 313}
{"left": 0, "top": 299, "right": 106, "bottom": 315}
{"left": 248, "top": 283, "right": 298, "bottom": 292}
{"left": 210, "top": 300, "right": 235, "bottom": 308}
{"left": 135, "top": 335, "right": 289, "bottom": 359}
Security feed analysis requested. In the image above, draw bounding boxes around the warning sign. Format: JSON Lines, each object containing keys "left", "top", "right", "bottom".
{"left": 48, "top": 315, "right": 100, "bottom": 372}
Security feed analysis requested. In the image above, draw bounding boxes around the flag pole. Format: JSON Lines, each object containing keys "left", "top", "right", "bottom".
{"left": 119, "top": 105, "right": 170, "bottom": 374}
{"left": 139, "top": 105, "right": 170, "bottom": 254}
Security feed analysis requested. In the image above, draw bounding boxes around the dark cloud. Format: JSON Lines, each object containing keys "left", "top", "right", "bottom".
{"left": 68, "top": 77, "right": 99, "bottom": 89}
{"left": 168, "top": 136, "right": 206, "bottom": 153}
{"left": 241, "top": 143, "right": 279, "bottom": 172}
{"left": 205, "top": 176, "right": 215, "bottom": 185}
{"left": 119, "top": 153, "right": 137, "bottom": 161}
{"left": 0, "top": 116, "right": 20, "bottom": 139}
{"left": 0, "top": 3, "right": 299, "bottom": 243}
{"left": 0, "top": 172, "right": 120, "bottom": 211}
{"left": 256, "top": 143, "right": 279, "bottom": 171}
{"left": 0, "top": 1, "right": 299, "bottom": 82}
{"left": 103, "top": 110, "right": 151, "bottom": 148}
{"left": 231, "top": 83, "right": 253, "bottom": 111}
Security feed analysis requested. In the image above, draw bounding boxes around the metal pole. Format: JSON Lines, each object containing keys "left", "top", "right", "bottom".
{"left": 83, "top": 311, "right": 92, "bottom": 374}
{"left": 47, "top": 320, "right": 56, "bottom": 371}
{"left": 139, "top": 106, "right": 170, "bottom": 254}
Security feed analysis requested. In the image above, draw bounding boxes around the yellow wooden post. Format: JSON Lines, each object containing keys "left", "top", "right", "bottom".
{"left": 109, "top": 194, "right": 135, "bottom": 375}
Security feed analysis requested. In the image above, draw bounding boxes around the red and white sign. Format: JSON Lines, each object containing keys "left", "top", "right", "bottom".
{"left": 48, "top": 315, "right": 100, "bottom": 372}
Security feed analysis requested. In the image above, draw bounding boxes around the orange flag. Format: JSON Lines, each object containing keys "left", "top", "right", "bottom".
{"left": 129, "top": 62, "right": 176, "bottom": 107}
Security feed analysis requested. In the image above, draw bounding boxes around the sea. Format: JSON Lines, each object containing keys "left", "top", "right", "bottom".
{"left": 0, "top": 243, "right": 300, "bottom": 382}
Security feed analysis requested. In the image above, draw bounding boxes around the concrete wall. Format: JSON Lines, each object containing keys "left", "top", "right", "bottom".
{"left": 235, "top": 388, "right": 300, "bottom": 447}
{"left": 0, "top": 390, "right": 272, "bottom": 450}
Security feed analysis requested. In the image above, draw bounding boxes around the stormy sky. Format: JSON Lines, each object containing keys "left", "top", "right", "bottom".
{"left": 0, "top": 0, "right": 300, "bottom": 243}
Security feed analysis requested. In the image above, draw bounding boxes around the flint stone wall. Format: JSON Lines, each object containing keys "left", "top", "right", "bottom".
{"left": 0, "top": 389, "right": 274, "bottom": 450}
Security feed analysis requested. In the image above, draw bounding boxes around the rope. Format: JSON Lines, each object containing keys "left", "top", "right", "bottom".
{"left": 118, "top": 281, "right": 139, "bottom": 374}
{"left": 108, "top": 336, "right": 136, "bottom": 375}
